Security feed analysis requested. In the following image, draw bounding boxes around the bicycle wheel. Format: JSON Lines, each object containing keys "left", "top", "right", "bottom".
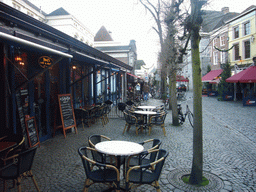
{"left": 187, "top": 111, "right": 194, "bottom": 128}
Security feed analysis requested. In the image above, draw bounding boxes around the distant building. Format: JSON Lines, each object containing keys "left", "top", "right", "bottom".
{"left": 94, "top": 26, "right": 137, "bottom": 72}
{"left": 226, "top": 5, "right": 256, "bottom": 74}
{"left": 1, "top": 0, "right": 95, "bottom": 46}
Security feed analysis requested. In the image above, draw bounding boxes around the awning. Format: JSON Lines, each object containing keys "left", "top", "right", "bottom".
{"left": 202, "top": 69, "right": 223, "bottom": 82}
{"left": 226, "top": 66, "right": 256, "bottom": 83}
{"left": 176, "top": 75, "right": 189, "bottom": 82}
{"left": 0, "top": 32, "right": 73, "bottom": 58}
{"left": 127, "top": 73, "right": 143, "bottom": 79}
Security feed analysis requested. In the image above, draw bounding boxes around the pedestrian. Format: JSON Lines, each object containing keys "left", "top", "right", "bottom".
{"left": 143, "top": 83, "right": 150, "bottom": 101}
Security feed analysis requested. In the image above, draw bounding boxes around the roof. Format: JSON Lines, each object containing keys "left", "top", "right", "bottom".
{"left": 22, "top": 0, "right": 47, "bottom": 15}
{"left": 202, "top": 69, "right": 223, "bottom": 82}
{"left": 201, "top": 10, "right": 239, "bottom": 32}
{"left": 47, "top": 7, "right": 70, "bottom": 16}
{"left": 94, "top": 26, "right": 113, "bottom": 41}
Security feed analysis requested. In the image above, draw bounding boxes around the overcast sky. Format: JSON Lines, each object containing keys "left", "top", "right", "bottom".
{"left": 33, "top": 0, "right": 255, "bottom": 68}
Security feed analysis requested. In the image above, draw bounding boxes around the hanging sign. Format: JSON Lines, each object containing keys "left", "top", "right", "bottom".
{"left": 38, "top": 56, "right": 53, "bottom": 68}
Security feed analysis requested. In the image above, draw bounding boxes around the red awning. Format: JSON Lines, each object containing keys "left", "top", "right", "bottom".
{"left": 202, "top": 69, "right": 223, "bottom": 82}
{"left": 176, "top": 75, "right": 189, "bottom": 82}
{"left": 127, "top": 73, "right": 143, "bottom": 79}
{"left": 226, "top": 66, "right": 256, "bottom": 83}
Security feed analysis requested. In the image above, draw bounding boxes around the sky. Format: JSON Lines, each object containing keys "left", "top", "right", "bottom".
{"left": 32, "top": 0, "right": 256, "bottom": 68}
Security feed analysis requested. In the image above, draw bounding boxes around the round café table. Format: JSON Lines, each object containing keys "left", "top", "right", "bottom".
{"left": 95, "top": 140, "right": 144, "bottom": 191}
{"left": 137, "top": 106, "right": 156, "bottom": 111}
{"left": 95, "top": 140, "right": 144, "bottom": 157}
{"left": 133, "top": 110, "right": 158, "bottom": 133}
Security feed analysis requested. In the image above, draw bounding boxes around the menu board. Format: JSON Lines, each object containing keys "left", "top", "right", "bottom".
{"left": 25, "top": 117, "right": 40, "bottom": 148}
{"left": 56, "top": 94, "right": 77, "bottom": 138}
{"left": 15, "top": 90, "right": 28, "bottom": 148}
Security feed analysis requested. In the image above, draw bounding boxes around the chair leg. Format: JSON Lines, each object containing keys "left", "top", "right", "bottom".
{"left": 123, "top": 123, "right": 128, "bottom": 134}
{"left": 135, "top": 126, "right": 139, "bottom": 135}
{"left": 83, "top": 179, "right": 90, "bottom": 192}
{"left": 30, "top": 171, "right": 40, "bottom": 192}
{"left": 3, "top": 180, "right": 7, "bottom": 192}
{"left": 17, "top": 177, "right": 22, "bottom": 192}
{"left": 127, "top": 124, "right": 131, "bottom": 132}
{"left": 161, "top": 124, "right": 166, "bottom": 136}
{"left": 148, "top": 125, "right": 152, "bottom": 135}
{"left": 154, "top": 180, "right": 161, "bottom": 192}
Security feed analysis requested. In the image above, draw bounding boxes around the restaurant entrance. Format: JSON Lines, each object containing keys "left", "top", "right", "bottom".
{"left": 32, "top": 56, "right": 60, "bottom": 142}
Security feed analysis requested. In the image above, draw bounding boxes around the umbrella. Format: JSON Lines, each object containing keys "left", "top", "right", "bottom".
{"left": 226, "top": 66, "right": 256, "bottom": 83}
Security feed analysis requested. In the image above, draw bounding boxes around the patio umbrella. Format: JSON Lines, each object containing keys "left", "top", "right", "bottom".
{"left": 226, "top": 66, "right": 256, "bottom": 83}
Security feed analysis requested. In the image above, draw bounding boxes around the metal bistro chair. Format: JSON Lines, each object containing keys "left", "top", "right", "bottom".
{"left": 0, "top": 147, "right": 40, "bottom": 192}
{"left": 123, "top": 111, "right": 140, "bottom": 135}
{"left": 78, "top": 146, "right": 120, "bottom": 192}
{"left": 148, "top": 112, "right": 167, "bottom": 136}
{"left": 0, "top": 134, "right": 25, "bottom": 166}
{"left": 88, "top": 135, "right": 116, "bottom": 166}
{"left": 125, "top": 149, "right": 169, "bottom": 192}
{"left": 74, "top": 108, "right": 92, "bottom": 128}
{"left": 127, "top": 139, "right": 162, "bottom": 168}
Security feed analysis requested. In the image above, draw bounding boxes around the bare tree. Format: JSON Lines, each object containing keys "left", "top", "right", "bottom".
{"left": 139, "top": 0, "right": 167, "bottom": 96}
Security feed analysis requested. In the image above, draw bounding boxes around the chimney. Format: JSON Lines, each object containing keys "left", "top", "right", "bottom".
{"left": 221, "top": 7, "right": 229, "bottom": 14}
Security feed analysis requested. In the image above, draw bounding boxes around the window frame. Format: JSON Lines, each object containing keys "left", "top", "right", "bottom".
{"left": 213, "top": 51, "right": 218, "bottom": 65}
{"left": 243, "top": 39, "right": 250, "bottom": 59}
{"left": 220, "top": 35, "right": 225, "bottom": 46}
{"left": 243, "top": 21, "right": 250, "bottom": 36}
{"left": 233, "top": 26, "right": 239, "bottom": 39}
{"left": 233, "top": 43, "right": 240, "bottom": 61}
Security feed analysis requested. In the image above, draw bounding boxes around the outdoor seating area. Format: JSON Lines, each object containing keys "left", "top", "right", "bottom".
{"left": 122, "top": 103, "right": 167, "bottom": 136}
{"left": 0, "top": 135, "right": 40, "bottom": 192}
{"left": 74, "top": 103, "right": 112, "bottom": 129}
{"left": 78, "top": 135, "right": 168, "bottom": 192}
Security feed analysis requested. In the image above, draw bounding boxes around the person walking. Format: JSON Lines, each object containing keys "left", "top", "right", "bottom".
{"left": 143, "top": 83, "right": 150, "bottom": 101}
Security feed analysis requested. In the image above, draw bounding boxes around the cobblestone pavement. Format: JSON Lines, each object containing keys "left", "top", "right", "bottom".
{"left": 1, "top": 92, "right": 256, "bottom": 191}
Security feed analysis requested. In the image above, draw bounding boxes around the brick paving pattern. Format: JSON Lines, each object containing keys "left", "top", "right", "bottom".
{"left": 1, "top": 92, "right": 256, "bottom": 191}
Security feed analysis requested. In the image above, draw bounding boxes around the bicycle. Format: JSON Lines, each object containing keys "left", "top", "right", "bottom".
{"left": 178, "top": 104, "right": 193, "bottom": 128}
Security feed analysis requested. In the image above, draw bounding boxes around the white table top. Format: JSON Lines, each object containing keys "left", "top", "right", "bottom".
{"left": 95, "top": 140, "right": 144, "bottom": 156}
{"left": 133, "top": 110, "right": 157, "bottom": 115}
{"left": 137, "top": 106, "right": 156, "bottom": 109}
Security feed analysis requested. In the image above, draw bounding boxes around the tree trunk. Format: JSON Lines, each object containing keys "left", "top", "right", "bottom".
{"left": 189, "top": 0, "right": 203, "bottom": 185}
{"left": 170, "top": 71, "right": 179, "bottom": 125}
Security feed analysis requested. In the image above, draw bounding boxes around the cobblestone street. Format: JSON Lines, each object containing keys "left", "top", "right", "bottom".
{"left": 1, "top": 92, "right": 256, "bottom": 191}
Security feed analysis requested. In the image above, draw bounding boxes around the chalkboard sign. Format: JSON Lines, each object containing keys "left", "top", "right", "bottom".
{"left": 15, "top": 90, "right": 29, "bottom": 148}
{"left": 54, "top": 94, "right": 77, "bottom": 138}
{"left": 25, "top": 117, "right": 40, "bottom": 148}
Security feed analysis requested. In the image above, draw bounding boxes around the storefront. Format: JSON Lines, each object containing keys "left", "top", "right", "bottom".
{"left": 0, "top": 3, "right": 132, "bottom": 141}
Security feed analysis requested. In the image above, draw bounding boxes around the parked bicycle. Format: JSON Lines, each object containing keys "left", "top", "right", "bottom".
{"left": 178, "top": 104, "right": 193, "bottom": 128}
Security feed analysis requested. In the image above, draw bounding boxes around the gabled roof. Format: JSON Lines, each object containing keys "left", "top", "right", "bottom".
{"left": 201, "top": 10, "right": 239, "bottom": 33}
{"left": 94, "top": 26, "right": 113, "bottom": 41}
{"left": 22, "top": 0, "right": 47, "bottom": 15}
{"left": 47, "top": 7, "right": 70, "bottom": 16}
